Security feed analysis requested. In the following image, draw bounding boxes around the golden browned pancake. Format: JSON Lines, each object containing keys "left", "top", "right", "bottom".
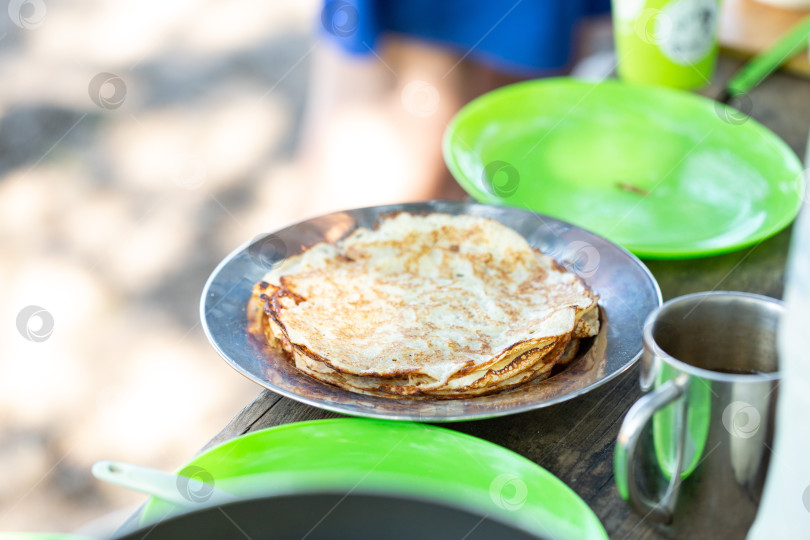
{"left": 247, "top": 212, "right": 599, "bottom": 398}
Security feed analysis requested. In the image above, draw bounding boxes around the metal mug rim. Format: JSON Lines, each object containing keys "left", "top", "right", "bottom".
{"left": 642, "top": 290, "right": 782, "bottom": 383}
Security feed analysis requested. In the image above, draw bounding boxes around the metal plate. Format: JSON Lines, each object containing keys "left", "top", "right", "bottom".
{"left": 200, "top": 201, "right": 661, "bottom": 421}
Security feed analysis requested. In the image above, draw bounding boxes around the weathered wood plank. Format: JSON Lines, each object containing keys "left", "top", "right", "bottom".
{"left": 198, "top": 390, "right": 283, "bottom": 454}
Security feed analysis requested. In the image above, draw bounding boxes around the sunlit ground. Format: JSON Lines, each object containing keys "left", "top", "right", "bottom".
{"left": 0, "top": 0, "right": 320, "bottom": 533}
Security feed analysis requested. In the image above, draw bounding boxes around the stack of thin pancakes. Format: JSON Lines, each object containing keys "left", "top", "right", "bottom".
{"left": 247, "top": 213, "right": 599, "bottom": 399}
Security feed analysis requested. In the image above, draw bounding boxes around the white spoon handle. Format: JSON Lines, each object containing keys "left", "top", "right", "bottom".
{"left": 92, "top": 460, "right": 235, "bottom": 508}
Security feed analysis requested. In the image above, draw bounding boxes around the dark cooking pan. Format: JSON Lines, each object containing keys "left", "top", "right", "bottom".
{"left": 115, "top": 491, "right": 541, "bottom": 539}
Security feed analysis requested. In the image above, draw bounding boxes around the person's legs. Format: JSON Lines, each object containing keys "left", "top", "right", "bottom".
{"left": 295, "top": 38, "right": 463, "bottom": 217}
{"left": 294, "top": 37, "right": 513, "bottom": 218}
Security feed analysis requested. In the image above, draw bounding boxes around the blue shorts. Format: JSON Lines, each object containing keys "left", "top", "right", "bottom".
{"left": 320, "top": 0, "right": 611, "bottom": 75}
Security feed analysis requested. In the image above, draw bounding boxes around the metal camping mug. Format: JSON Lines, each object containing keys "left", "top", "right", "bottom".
{"left": 615, "top": 291, "right": 781, "bottom": 537}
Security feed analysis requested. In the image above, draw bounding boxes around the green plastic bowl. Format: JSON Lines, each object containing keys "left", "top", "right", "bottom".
{"left": 443, "top": 78, "right": 804, "bottom": 259}
{"left": 141, "top": 419, "right": 607, "bottom": 540}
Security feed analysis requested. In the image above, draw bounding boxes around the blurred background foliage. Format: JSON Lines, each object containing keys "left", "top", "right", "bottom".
{"left": 0, "top": 0, "right": 320, "bottom": 532}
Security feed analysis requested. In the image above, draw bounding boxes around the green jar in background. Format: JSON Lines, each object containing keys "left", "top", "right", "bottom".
{"left": 612, "top": 0, "right": 722, "bottom": 89}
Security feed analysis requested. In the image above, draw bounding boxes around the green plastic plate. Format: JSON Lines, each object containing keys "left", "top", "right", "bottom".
{"left": 443, "top": 78, "right": 804, "bottom": 259}
{"left": 141, "top": 419, "right": 607, "bottom": 540}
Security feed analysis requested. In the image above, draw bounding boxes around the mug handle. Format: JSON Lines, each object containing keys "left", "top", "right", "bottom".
{"left": 614, "top": 376, "right": 688, "bottom": 523}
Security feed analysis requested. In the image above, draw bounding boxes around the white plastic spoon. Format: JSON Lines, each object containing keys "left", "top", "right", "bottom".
{"left": 92, "top": 460, "right": 237, "bottom": 508}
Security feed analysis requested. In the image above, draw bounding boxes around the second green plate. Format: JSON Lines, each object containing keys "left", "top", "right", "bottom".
{"left": 444, "top": 78, "right": 803, "bottom": 259}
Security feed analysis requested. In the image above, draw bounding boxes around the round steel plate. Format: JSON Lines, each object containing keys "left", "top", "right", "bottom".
{"left": 200, "top": 201, "right": 661, "bottom": 421}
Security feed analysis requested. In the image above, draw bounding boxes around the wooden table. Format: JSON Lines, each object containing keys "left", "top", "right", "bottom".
{"left": 126, "top": 57, "right": 809, "bottom": 539}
